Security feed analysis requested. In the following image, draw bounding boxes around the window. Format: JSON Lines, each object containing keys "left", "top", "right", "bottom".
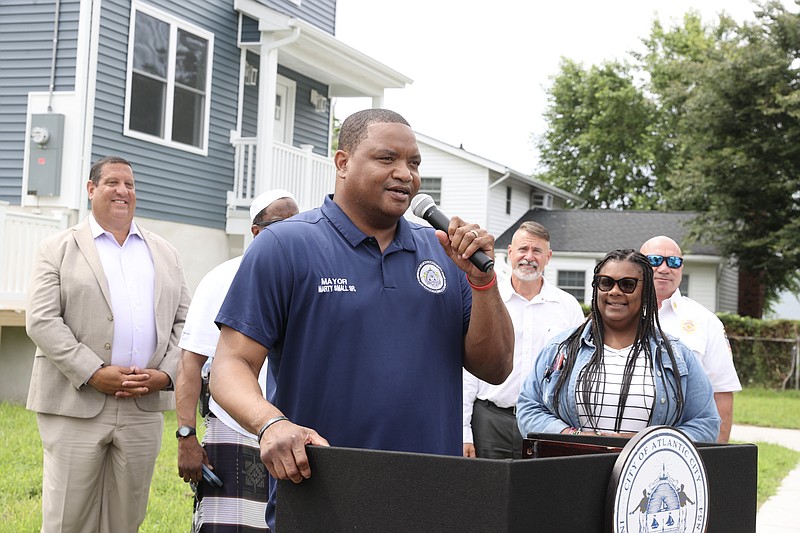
{"left": 125, "top": 3, "right": 214, "bottom": 153}
{"left": 506, "top": 187, "right": 512, "bottom": 214}
{"left": 679, "top": 275, "right": 689, "bottom": 298}
{"left": 558, "top": 270, "right": 586, "bottom": 301}
{"left": 419, "top": 177, "right": 442, "bottom": 204}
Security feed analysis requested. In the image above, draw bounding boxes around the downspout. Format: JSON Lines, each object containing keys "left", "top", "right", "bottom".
{"left": 255, "top": 24, "right": 300, "bottom": 194}
{"left": 47, "top": 0, "right": 62, "bottom": 112}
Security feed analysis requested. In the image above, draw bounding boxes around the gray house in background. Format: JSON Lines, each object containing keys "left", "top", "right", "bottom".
{"left": 494, "top": 209, "right": 739, "bottom": 314}
{"left": 0, "top": 0, "right": 411, "bottom": 402}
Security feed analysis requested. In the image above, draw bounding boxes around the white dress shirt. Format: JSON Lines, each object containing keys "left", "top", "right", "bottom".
{"left": 90, "top": 214, "right": 156, "bottom": 369}
{"left": 463, "top": 276, "right": 585, "bottom": 443}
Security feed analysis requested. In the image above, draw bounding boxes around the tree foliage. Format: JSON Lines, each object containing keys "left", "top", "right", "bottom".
{"left": 536, "top": 60, "right": 662, "bottom": 208}
{"left": 535, "top": 1, "right": 800, "bottom": 316}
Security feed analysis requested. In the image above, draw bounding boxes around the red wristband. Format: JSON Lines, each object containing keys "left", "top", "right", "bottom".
{"left": 467, "top": 271, "right": 497, "bottom": 291}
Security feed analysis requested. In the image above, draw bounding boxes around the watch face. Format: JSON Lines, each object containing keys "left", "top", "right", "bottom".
{"left": 177, "top": 426, "right": 195, "bottom": 438}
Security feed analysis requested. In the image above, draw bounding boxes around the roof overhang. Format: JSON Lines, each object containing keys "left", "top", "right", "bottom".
{"left": 235, "top": 0, "right": 412, "bottom": 98}
{"left": 415, "top": 132, "right": 584, "bottom": 205}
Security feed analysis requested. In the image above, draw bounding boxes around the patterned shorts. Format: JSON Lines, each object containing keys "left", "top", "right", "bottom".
{"left": 193, "top": 416, "right": 269, "bottom": 532}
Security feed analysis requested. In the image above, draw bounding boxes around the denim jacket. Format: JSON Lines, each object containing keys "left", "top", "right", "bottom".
{"left": 516, "top": 322, "right": 720, "bottom": 443}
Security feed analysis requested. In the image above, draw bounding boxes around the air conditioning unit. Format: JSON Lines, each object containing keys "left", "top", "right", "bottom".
{"left": 531, "top": 192, "right": 553, "bottom": 210}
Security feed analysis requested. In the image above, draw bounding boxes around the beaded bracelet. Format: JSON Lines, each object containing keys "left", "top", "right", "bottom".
{"left": 467, "top": 271, "right": 497, "bottom": 291}
{"left": 568, "top": 427, "right": 582, "bottom": 436}
{"left": 257, "top": 415, "right": 289, "bottom": 443}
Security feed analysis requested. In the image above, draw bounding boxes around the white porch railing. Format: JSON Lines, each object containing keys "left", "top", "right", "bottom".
{"left": 231, "top": 137, "right": 336, "bottom": 213}
{"left": 0, "top": 203, "right": 69, "bottom": 308}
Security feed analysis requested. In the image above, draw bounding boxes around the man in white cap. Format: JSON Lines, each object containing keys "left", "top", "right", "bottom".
{"left": 175, "top": 189, "right": 298, "bottom": 532}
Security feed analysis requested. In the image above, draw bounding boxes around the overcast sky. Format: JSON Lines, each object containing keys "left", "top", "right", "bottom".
{"left": 334, "top": 0, "right": 786, "bottom": 173}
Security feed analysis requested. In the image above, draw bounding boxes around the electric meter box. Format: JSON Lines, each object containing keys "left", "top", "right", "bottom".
{"left": 28, "top": 113, "right": 65, "bottom": 197}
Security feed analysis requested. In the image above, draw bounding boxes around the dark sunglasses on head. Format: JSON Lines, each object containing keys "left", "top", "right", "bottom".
{"left": 646, "top": 254, "right": 683, "bottom": 269}
{"left": 594, "top": 275, "right": 641, "bottom": 294}
{"left": 254, "top": 219, "right": 283, "bottom": 228}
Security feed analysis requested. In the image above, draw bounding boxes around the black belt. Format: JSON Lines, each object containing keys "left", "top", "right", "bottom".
{"left": 477, "top": 398, "right": 516, "bottom": 416}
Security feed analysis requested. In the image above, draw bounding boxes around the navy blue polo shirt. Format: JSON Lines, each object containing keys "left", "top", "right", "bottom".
{"left": 217, "top": 195, "right": 471, "bottom": 456}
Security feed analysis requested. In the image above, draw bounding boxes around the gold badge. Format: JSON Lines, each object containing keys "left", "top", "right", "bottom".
{"left": 681, "top": 319, "right": 696, "bottom": 334}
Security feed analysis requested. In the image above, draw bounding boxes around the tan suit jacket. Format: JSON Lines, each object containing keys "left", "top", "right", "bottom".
{"left": 26, "top": 218, "right": 191, "bottom": 417}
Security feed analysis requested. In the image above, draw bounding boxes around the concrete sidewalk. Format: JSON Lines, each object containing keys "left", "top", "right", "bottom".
{"left": 730, "top": 424, "right": 800, "bottom": 533}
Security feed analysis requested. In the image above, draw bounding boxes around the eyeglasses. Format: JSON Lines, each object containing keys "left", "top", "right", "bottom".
{"left": 254, "top": 219, "right": 283, "bottom": 228}
{"left": 594, "top": 275, "right": 641, "bottom": 294}
{"left": 646, "top": 255, "right": 683, "bottom": 269}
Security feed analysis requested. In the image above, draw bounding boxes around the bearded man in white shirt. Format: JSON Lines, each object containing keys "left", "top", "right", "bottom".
{"left": 640, "top": 235, "right": 742, "bottom": 443}
{"left": 463, "top": 221, "right": 585, "bottom": 458}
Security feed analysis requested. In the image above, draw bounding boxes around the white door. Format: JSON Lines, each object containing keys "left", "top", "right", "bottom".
{"left": 274, "top": 76, "right": 296, "bottom": 144}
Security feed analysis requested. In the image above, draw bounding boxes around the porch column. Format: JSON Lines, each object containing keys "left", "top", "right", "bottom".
{"left": 255, "top": 26, "right": 300, "bottom": 196}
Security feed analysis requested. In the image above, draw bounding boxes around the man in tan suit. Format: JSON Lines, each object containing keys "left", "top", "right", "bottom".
{"left": 26, "top": 155, "right": 191, "bottom": 533}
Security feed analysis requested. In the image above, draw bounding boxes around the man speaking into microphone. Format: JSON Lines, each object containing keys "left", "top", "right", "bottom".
{"left": 212, "top": 108, "right": 513, "bottom": 530}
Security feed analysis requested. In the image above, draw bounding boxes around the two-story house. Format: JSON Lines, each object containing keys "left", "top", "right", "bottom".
{"left": 0, "top": 0, "right": 411, "bottom": 402}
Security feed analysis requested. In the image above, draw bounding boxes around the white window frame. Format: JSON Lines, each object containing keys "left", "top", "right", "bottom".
{"left": 123, "top": 2, "right": 214, "bottom": 155}
{"left": 557, "top": 269, "right": 586, "bottom": 302}
{"left": 419, "top": 177, "right": 442, "bottom": 204}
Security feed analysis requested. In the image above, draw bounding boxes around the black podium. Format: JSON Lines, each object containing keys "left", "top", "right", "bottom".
{"left": 276, "top": 434, "right": 757, "bottom": 532}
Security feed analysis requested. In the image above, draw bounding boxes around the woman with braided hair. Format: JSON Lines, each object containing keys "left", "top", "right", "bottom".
{"left": 516, "top": 249, "right": 719, "bottom": 442}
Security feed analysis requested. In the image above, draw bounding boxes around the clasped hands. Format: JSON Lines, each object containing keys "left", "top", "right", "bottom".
{"left": 88, "top": 365, "right": 170, "bottom": 398}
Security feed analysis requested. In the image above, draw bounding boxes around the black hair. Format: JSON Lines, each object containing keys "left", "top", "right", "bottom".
{"left": 89, "top": 156, "right": 132, "bottom": 185}
{"left": 337, "top": 109, "right": 410, "bottom": 153}
{"left": 551, "top": 249, "right": 685, "bottom": 431}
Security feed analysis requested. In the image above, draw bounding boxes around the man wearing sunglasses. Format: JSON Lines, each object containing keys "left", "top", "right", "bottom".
{"left": 640, "top": 236, "right": 741, "bottom": 443}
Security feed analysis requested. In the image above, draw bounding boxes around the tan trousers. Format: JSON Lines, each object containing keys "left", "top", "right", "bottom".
{"left": 37, "top": 397, "right": 163, "bottom": 533}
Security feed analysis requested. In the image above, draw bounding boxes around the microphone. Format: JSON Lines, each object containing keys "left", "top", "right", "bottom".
{"left": 411, "top": 194, "right": 494, "bottom": 273}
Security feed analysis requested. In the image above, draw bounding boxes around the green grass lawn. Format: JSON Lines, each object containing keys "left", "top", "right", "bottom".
{"left": 1, "top": 388, "right": 799, "bottom": 531}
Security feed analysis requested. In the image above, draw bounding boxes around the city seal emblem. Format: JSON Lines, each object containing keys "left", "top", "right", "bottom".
{"left": 607, "top": 426, "right": 709, "bottom": 533}
{"left": 416, "top": 260, "right": 446, "bottom": 294}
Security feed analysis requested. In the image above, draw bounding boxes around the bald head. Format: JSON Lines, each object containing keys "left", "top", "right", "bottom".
{"left": 640, "top": 235, "right": 683, "bottom": 305}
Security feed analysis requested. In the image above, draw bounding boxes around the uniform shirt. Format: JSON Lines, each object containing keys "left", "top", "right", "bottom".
{"left": 217, "top": 196, "right": 473, "bottom": 530}
{"left": 658, "top": 289, "right": 741, "bottom": 393}
{"left": 178, "top": 256, "right": 268, "bottom": 439}
{"left": 462, "top": 276, "right": 584, "bottom": 443}
{"left": 217, "top": 195, "right": 471, "bottom": 454}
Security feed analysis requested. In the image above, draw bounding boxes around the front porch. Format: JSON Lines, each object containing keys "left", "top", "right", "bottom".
{"left": 226, "top": 136, "right": 336, "bottom": 234}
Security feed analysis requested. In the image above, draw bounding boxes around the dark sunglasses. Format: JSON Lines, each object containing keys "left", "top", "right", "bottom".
{"left": 254, "top": 219, "right": 283, "bottom": 228}
{"left": 646, "top": 254, "right": 683, "bottom": 269}
{"left": 594, "top": 275, "right": 641, "bottom": 294}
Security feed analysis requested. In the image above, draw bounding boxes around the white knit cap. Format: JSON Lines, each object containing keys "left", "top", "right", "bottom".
{"left": 249, "top": 189, "right": 296, "bottom": 223}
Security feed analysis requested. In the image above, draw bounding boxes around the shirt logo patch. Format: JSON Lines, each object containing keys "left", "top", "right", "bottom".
{"left": 681, "top": 319, "right": 696, "bottom": 334}
{"left": 416, "top": 260, "right": 447, "bottom": 294}
{"left": 317, "top": 277, "right": 357, "bottom": 293}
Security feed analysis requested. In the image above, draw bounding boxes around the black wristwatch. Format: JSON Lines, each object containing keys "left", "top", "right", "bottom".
{"left": 176, "top": 425, "right": 196, "bottom": 439}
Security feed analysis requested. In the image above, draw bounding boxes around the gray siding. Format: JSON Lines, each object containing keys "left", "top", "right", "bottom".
{"left": 91, "top": 0, "right": 240, "bottom": 229}
{"left": 0, "top": 0, "right": 80, "bottom": 204}
{"left": 278, "top": 65, "right": 329, "bottom": 155}
{"left": 240, "top": 15, "right": 259, "bottom": 44}
{"left": 254, "top": 0, "right": 335, "bottom": 34}
{"left": 242, "top": 51, "right": 259, "bottom": 137}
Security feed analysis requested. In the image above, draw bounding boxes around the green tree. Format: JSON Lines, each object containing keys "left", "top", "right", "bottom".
{"left": 535, "top": 59, "right": 663, "bottom": 209}
{"left": 645, "top": 3, "right": 800, "bottom": 317}
{"left": 535, "top": 2, "right": 800, "bottom": 317}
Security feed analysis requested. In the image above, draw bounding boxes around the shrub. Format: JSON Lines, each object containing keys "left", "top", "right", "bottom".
{"left": 717, "top": 314, "right": 799, "bottom": 389}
